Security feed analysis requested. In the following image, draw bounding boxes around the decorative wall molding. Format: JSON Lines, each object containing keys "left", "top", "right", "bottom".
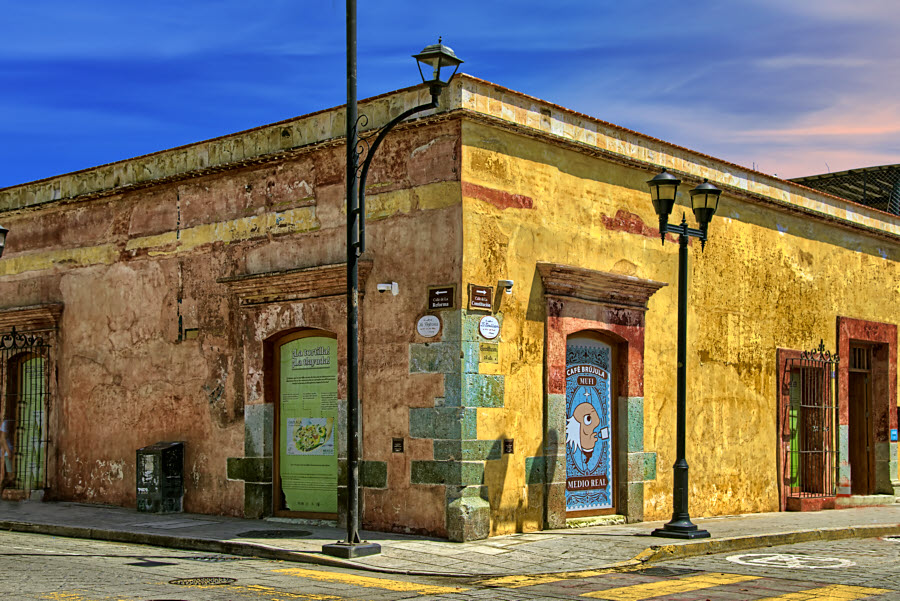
{"left": 219, "top": 262, "right": 373, "bottom": 307}
{"left": 537, "top": 263, "right": 667, "bottom": 311}
{"left": 0, "top": 303, "right": 64, "bottom": 331}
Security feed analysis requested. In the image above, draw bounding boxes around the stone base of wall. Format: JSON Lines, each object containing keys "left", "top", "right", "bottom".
{"left": 786, "top": 496, "right": 835, "bottom": 511}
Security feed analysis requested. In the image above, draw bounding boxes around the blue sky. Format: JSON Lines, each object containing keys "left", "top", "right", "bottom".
{"left": 2, "top": 1, "right": 897, "bottom": 188}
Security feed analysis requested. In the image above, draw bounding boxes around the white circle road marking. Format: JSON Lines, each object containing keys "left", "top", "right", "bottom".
{"left": 726, "top": 553, "right": 856, "bottom": 569}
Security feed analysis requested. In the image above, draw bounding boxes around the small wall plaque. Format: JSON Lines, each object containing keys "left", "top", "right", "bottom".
{"left": 479, "top": 342, "right": 499, "bottom": 364}
{"left": 428, "top": 285, "right": 456, "bottom": 311}
{"left": 416, "top": 315, "right": 441, "bottom": 338}
{"left": 392, "top": 438, "right": 405, "bottom": 453}
{"left": 468, "top": 284, "right": 493, "bottom": 311}
{"left": 503, "top": 439, "right": 514, "bottom": 454}
{"left": 479, "top": 315, "right": 500, "bottom": 340}
{"left": 892, "top": 429, "right": 898, "bottom": 443}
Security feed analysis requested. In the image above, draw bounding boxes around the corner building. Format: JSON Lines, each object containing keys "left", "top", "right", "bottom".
{"left": 0, "top": 75, "right": 897, "bottom": 540}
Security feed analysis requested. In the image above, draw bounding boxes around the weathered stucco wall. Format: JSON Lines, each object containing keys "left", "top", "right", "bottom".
{"left": 1, "top": 75, "right": 897, "bottom": 538}
{"left": 0, "top": 116, "right": 463, "bottom": 526}
{"left": 458, "top": 117, "right": 900, "bottom": 532}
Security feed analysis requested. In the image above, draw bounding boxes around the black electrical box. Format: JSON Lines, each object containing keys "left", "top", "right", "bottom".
{"left": 136, "top": 441, "right": 184, "bottom": 513}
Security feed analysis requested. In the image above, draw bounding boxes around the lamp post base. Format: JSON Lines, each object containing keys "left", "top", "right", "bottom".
{"left": 322, "top": 541, "right": 382, "bottom": 559}
{"left": 651, "top": 520, "right": 710, "bottom": 539}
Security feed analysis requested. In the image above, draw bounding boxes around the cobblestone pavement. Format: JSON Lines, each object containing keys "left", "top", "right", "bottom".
{"left": 663, "top": 534, "right": 900, "bottom": 591}
{"left": 2, "top": 501, "right": 900, "bottom": 576}
{"left": 2, "top": 531, "right": 900, "bottom": 600}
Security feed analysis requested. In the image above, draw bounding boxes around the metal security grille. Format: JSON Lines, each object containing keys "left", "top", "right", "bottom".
{"left": 0, "top": 327, "right": 51, "bottom": 494}
{"left": 786, "top": 342, "right": 839, "bottom": 500}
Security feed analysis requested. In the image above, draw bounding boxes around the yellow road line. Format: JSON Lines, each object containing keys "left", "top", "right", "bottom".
{"left": 752, "top": 584, "right": 891, "bottom": 600}
{"left": 273, "top": 567, "right": 467, "bottom": 595}
{"left": 581, "top": 572, "right": 759, "bottom": 600}
{"left": 480, "top": 567, "right": 626, "bottom": 588}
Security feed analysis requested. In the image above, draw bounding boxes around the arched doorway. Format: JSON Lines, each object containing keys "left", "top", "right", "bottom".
{"left": 272, "top": 328, "right": 339, "bottom": 518}
{"left": 565, "top": 331, "right": 617, "bottom": 516}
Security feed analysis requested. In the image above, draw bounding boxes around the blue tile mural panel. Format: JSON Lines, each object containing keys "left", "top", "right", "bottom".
{"left": 565, "top": 340, "right": 613, "bottom": 512}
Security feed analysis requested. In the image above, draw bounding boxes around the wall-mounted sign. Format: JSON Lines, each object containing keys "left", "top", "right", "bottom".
{"left": 892, "top": 429, "right": 898, "bottom": 443}
{"left": 479, "top": 316, "right": 500, "bottom": 340}
{"left": 503, "top": 439, "right": 515, "bottom": 454}
{"left": 428, "top": 286, "right": 456, "bottom": 311}
{"left": 278, "top": 334, "right": 338, "bottom": 514}
{"left": 479, "top": 342, "right": 499, "bottom": 364}
{"left": 392, "top": 438, "right": 405, "bottom": 453}
{"left": 468, "top": 284, "right": 493, "bottom": 311}
{"left": 416, "top": 315, "right": 441, "bottom": 338}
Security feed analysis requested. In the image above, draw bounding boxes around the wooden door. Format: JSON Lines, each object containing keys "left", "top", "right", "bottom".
{"left": 848, "top": 346, "right": 874, "bottom": 495}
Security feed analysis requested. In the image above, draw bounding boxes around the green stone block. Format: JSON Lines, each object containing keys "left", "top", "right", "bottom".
{"left": 462, "top": 341, "right": 480, "bottom": 374}
{"left": 411, "top": 460, "right": 484, "bottom": 485}
{"left": 459, "top": 461, "right": 486, "bottom": 485}
{"left": 244, "top": 483, "right": 272, "bottom": 519}
{"left": 361, "top": 461, "right": 388, "bottom": 488}
{"left": 226, "top": 457, "right": 272, "bottom": 483}
{"left": 462, "top": 311, "right": 503, "bottom": 341}
{"left": 626, "top": 482, "right": 644, "bottom": 522}
{"left": 446, "top": 485, "right": 489, "bottom": 503}
{"left": 627, "top": 453, "right": 644, "bottom": 483}
{"left": 525, "top": 456, "right": 546, "bottom": 485}
{"left": 409, "top": 342, "right": 461, "bottom": 374}
{"left": 441, "top": 310, "right": 462, "bottom": 340}
{"left": 643, "top": 452, "right": 657, "bottom": 481}
{"left": 409, "top": 407, "right": 435, "bottom": 439}
{"left": 627, "top": 397, "right": 644, "bottom": 453}
{"left": 464, "top": 374, "right": 505, "bottom": 408}
{"left": 434, "top": 440, "right": 501, "bottom": 461}
{"left": 441, "top": 372, "right": 463, "bottom": 407}
{"left": 244, "top": 404, "right": 273, "bottom": 457}
{"left": 411, "top": 460, "right": 447, "bottom": 485}
{"left": 546, "top": 394, "right": 567, "bottom": 452}
{"left": 433, "top": 407, "right": 478, "bottom": 440}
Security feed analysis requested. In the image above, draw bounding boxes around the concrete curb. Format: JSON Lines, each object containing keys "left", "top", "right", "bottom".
{"left": 3, "top": 519, "right": 899, "bottom": 578}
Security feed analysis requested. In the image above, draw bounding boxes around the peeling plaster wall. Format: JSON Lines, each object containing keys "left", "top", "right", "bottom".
{"left": 459, "top": 118, "right": 900, "bottom": 531}
{"left": 0, "top": 119, "right": 463, "bottom": 524}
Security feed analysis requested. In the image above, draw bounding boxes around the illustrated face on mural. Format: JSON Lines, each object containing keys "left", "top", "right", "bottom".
{"left": 568, "top": 401, "right": 600, "bottom": 452}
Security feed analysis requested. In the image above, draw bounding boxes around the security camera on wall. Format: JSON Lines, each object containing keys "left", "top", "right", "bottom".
{"left": 377, "top": 282, "right": 399, "bottom": 296}
{"left": 498, "top": 279, "right": 514, "bottom": 294}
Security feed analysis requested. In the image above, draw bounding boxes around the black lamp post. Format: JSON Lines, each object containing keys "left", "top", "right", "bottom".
{"left": 0, "top": 225, "right": 8, "bottom": 258}
{"left": 324, "top": 1, "right": 462, "bottom": 560}
{"left": 647, "top": 168, "right": 721, "bottom": 540}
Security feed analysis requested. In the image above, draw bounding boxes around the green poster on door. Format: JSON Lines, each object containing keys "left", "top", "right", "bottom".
{"left": 279, "top": 334, "right": 338, "bottom": 513}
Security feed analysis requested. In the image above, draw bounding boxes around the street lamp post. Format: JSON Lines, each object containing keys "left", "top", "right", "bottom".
{"left": 647, "top": 169, "right": 721, "bottom": 540}
{"left": 323, "top": 1, "right": 462, "bottom": 560}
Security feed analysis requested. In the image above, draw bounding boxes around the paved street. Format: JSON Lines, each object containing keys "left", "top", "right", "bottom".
{"left": 2, "top": 531, "right": 900, "bottom": 600}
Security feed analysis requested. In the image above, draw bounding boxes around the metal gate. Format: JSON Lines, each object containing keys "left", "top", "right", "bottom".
{"left": 0, "top": 327, "right": 51, "bottom": 494}
{"left": 786, "top": 341, "right": 838, "bottom": 500}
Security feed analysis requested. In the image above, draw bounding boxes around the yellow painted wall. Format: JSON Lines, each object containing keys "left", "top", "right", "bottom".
{"left": 459, "top": 118, "right": 900, "bottom": 532}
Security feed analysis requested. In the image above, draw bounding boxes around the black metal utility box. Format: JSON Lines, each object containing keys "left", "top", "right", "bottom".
{"left": 136, "top": 441, "right": 184, "bottom": 513}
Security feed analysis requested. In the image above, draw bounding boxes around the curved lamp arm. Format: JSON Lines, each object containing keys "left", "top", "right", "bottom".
{"left": 355, "top": 94, "right": 440, "bottom": 254}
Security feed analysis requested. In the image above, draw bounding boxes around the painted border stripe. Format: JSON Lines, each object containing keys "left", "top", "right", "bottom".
{"left": 273, "top": 567, "right": 466, "bottom": 595}
{"left": 581, "top": 572, "right": 758, "bottom": 600}
{"left": 753, "top": 584, "right": 890, "bottom": 600}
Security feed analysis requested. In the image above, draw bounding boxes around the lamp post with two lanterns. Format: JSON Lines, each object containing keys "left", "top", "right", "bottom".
{"left": 646, "top": 169, "right": 722, "bottom": 540}
{"left": 324, "top": 0, "right": 462, "bottom": 560}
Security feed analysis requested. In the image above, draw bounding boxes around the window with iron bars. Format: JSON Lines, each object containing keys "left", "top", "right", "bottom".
{"left": 0, "top": 327, "right": 51, "bottom": 495}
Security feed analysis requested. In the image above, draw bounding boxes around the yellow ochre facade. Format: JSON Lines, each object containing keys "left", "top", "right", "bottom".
{"left": 0, "top": 75, "right": 896, "bottom": 540}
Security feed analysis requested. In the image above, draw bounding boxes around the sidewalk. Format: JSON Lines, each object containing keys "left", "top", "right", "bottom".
{"left": 1, "top": 500, "right": 899, "bottom": 577}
